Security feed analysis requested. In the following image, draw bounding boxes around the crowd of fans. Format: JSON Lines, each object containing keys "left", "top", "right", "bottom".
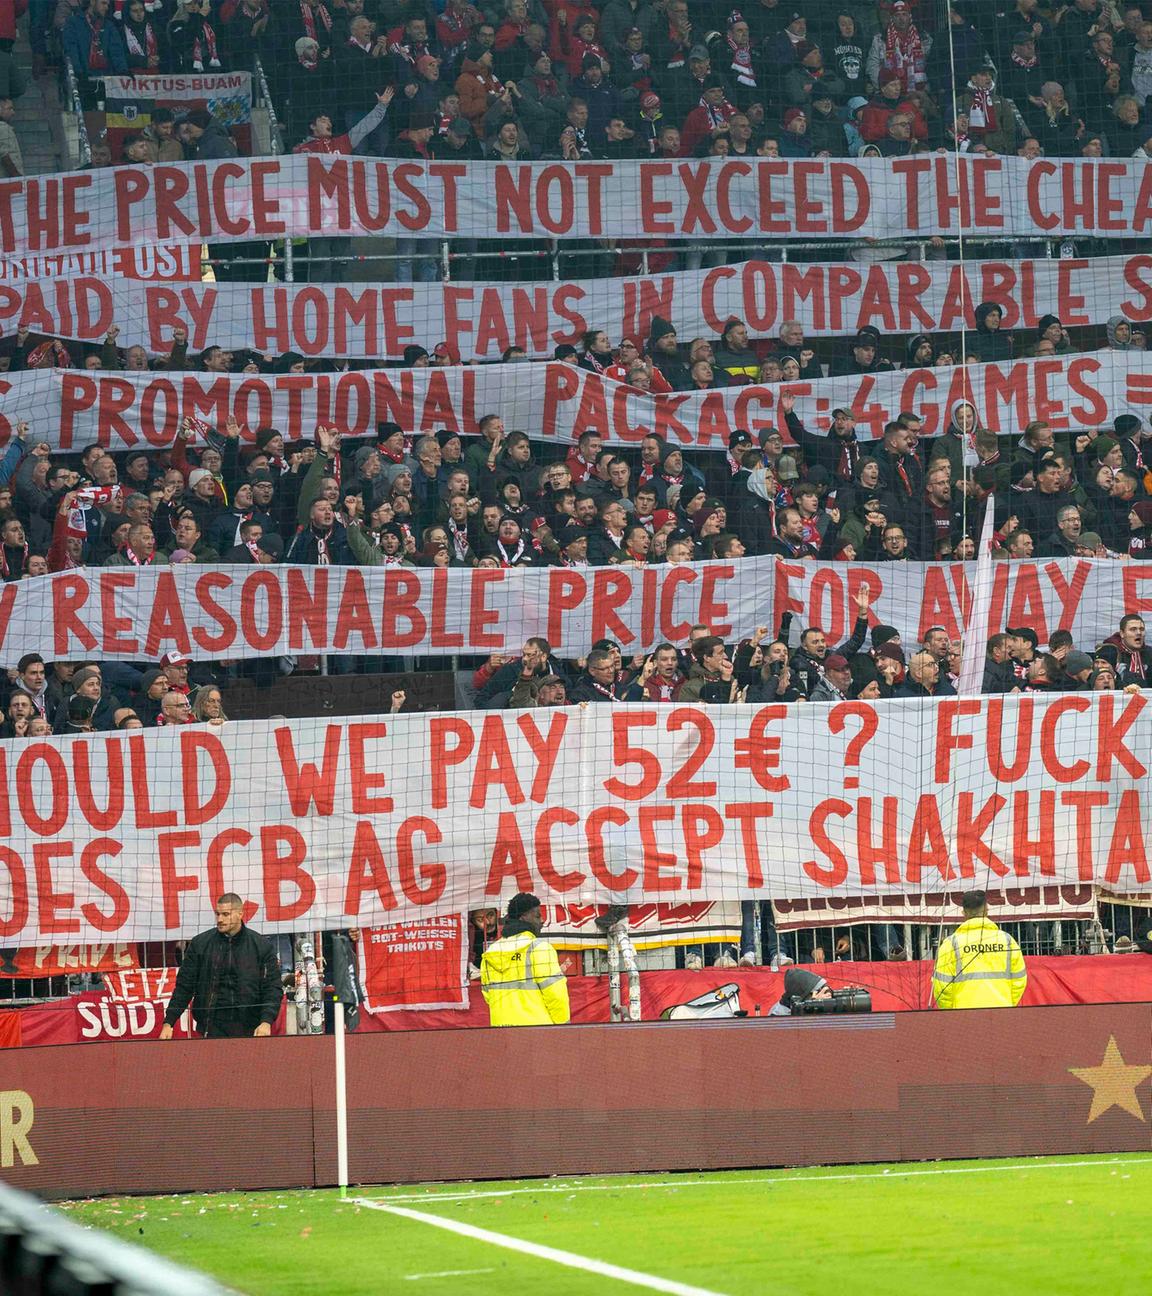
{"left": 28, "top": 0, "right": 1152, "bottom": 165}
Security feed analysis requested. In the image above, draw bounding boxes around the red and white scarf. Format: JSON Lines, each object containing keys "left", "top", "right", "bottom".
{"left": 496, "top": 538, "right": 526, "bottom": 566}
{"left": 124, "top": 19, "right": 158, "bottom": 61}
{"left": 190, "top": 20, "right": 221, "bottom": 69}
{"left": 87, "top": 14, "right": 110, "bottom": 69}
{"left": 300, "top": 0, "right": 331, "bottom": 40}
{"left": 447, "top": 517, "right": 471, "bottom": 560}
{"left": 119, "top": 544, "right": 155, "bottom": 566}
{"left": 966, "top": 84, "right": 997, "bottom": 134}
{"left": 881, "top": 18, "right": 926, "bottom": 91}
{"left": 726, "top": 32, "right": 756, "bottom": 87}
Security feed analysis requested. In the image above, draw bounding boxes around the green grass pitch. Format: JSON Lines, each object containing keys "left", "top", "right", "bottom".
{"left": 60, "top": 1154, "right": 1152, "bottom": 1295}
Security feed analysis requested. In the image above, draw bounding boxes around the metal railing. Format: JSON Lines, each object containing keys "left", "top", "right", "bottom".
{"left": 61, "top": 57, "right": 91, "bottom": 169}
{"left": 252, "top": 53, "right": 285, "bottom": 159}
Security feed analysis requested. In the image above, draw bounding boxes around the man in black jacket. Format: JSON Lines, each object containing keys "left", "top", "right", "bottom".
{"left": 161, "top": 894, "right": 282, "bottom": 1039}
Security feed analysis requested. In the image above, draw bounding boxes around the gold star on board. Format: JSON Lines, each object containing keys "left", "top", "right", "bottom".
{"left": 1068, "top": 1036, "right": 1151, "bottom": 1124}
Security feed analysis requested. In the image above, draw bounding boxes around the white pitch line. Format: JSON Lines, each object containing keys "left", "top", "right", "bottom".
{"left": 360, "top": 1156, "right": 1152, "bottom": 1205}
{"left": 403, "top": 1269, "right": 494, "bottom": 1281}
{"left": 352, "top": 1197, "right": 730, "bottom": 1296}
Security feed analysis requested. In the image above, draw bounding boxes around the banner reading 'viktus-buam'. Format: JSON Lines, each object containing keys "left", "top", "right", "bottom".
{"left": 7, "top": 155, "right": 1152, "bottom": 254}
{"left": 0, "top": 556, "right": 1145, "bottom": 666}
{"left": 0, "top": 352, "right": 1145, "bottom": 452}
{"left": 1, "top": 694, "right": 1149, "bottom": 944}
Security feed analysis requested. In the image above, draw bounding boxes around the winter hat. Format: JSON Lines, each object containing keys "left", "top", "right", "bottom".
{"left": 71, "top": 666, "right": 101, "bottom": 692}
{"left": 729, "top": 429, "right": 753, "bottom": 450}
{"left": 876, "top": 643, "right": 906, "bottom": 670}
{"left": 648, "top": 315, "right": 676, "bottom": 346}
{"left": 353, "top": 446, "right": 378, "bottom": 473}
{"left": 1064, "top": 650, "right": 1094, "bottom": 676}
{"left": 188, "top": 468, "right": 213, "bottom": 490}
{"left": 255, "top": 427, "right": 282, "bottom": 451}
{"left": 824, "top": 653, "right": 849, "bottom": 670}
{"left": 554, "top": 343, "right": 579, "bottom": 361}
{"left": 846, "top": 95, "right": 868, "bottom": 116}
{"left": 688, "top": 44, "right": 710, "bottom": 61}
{"left": 403, "top": 344, "right": 429, "bottom": 366}
{"left": 248, "top": 468, "right": 274, "bottom": 484}
{"left": 273, "top": 351, "right": 304, "bottom": 373}
{"left": 1092, "top": 435, "right": 1119, "bottom": 459}
{"left": 1037, "top": 313, "right": 1061, "bottom": 335}
{"left": 782, "top": 107, "right": 807, "bottom": 128}
{"left": 1131, "top": 500, "right": 1152, "bottom": 527}
{"left": 184, "top": 109, "right": 213, "bottom": 131}
{"left": 872, "top": 624, "right": 900, "bottom": 649}
{"left": 257, "top": 533, "right": 284, "bottom": 558}
{"left": 1078, "top": 531, "right": 1103, "bottom": 549}
{"left": 556, "top": 524, "right": 587, "bottom": 550}
{"left": 1007, "top": 625, "right": 1038, "bottom": 648}
{"left": 691, "top": 505, "right": 722, "bottom": 534}
{"left": 650, "top": 508, "right": 676, "bottom": 531}
{"left": 582, "top": 51, "right": 602, "bottom": 69}
{"left": 381, "top": 463, "right": 411, "bottom": 491}
{"left": 139, "top": 668, "right": 165, "bottom": 694}
{"left": 1114, "top": 414, "right": 1143, "bottom": 438}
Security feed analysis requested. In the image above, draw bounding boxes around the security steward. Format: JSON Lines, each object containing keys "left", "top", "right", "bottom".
{"left": 160, "top": 893, "right": 283, "bottom": 1039}
{"left": 932, "top": 889, "right": 1027, "bottom": 1009}
{"left": 481, "top": 892, "right": 571, "bottom": 1027}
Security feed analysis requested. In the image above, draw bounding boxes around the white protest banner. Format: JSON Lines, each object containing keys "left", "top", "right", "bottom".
{"left": 0, "top": 253, "right": 1149, "bottom": 358}
{"left": 1, "top": 694, "right": 1149, "bottom": 944}
{"left": 0, "top": 351, "right": 1143, "bottom": 453}
{"left": 5, "top": 155, "right": 1152, "bottom": 255}
{"left": 0, "top": 556, "right": 1143, "bottom": 666}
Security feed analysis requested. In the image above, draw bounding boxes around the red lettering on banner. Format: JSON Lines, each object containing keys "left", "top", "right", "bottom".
{"left": 639, "top": 164, "right": 673, "bottom": 234}
{"left": 666, "top": 709, "right": 716, "bottom": 798}
{"left": 331, "top": 568, "right": 376, "bottom": 651}
{"left": 181, "top": 729, "right": 231, "bottom": 825}
{"left": 933, "top": 699, "right": 980, "bottom": 783}
{"left": 188, "top": 570, "right": 236, "bottom": 653}
{"left": 17, "top": 743, "right": 69, "bottom": 835}
{"left": 591, "top": 567, "right": 635, "bottom": 645}
{"left": 381, "top": 568, "right": 423, "bottom": 647}
{"left": 470, "top": 716, "right": 526, "bottom": 809}
{"left": 157, "top": 829, "right": 201, "bottom": 927}
{"left": 546, "top": 568, "right": 585, "bottom": 648}
{"left": 0, "top": 847, "right": 28, "bottom": 938}
{"left": 535, "top": 806, "right": 582, "bottom": 891}
{"left": 206, "top": 829, "right": 254, "bottom": 916}
{"left": 955, "top": 791, "right": 1007, "bottom": 878}
{"left": 724, "top": 802, "right": 774, "bottom": 887}
{"left": 1012, "top": 789, "right": 1056, "bottom": 878}
{"left": 804, "top": 799, "right": 851, "bottom": 887}
{"left": 1095, "top": 693, "right": 1147, "bottom": 779}
{"left": 1104, "top": 788, "right": 1150, "bottom": 885}
{"left": 987, "top": 696, "right": 1032, "bottom": 781}
{"left": 275, "top": 724, "right": 342, "bottom": 816}
{"left": 904, "top": 796, "right": 951, "bottom": 884}
{"left": 586, "top": 804, "right": 635, "bottom": 890}
{"left": 855, "top": 796, "right": 901, "bottom": 886}
{"left": 1064, "top": 789, "right": 1111, "bottom": 881}
{"left": 681, "top": 805, "right": 724, "bottom": 888}
{"left": 640, "top": 804, "right": 680, "bottom": 891}
{"left": 348, "top": 723, "right": 392, "bottom": 814}
{"left": 485, "top": 812, "right": 534, "bottom": 894}
{"left": 428, "top": 717, "right": 474, "bottom": 809}
{"left": 52, "top": 574, "right": 97, "bottom": 655}
{"left": 428, "top": 566, "right": 463, "bottom": 649}
{"left": 396, "top": 817, "right": 445, "bottom": 904}
{"left": 72, "top": 739, "right": 125, "bottom": 832}
{"left": 1038, "top": 695, "right": 1091, "bottom": 783}
{"left": 142, "top": 571, "right": 191, "bottom": 656}
{"left": 604, "top": 711, "right": 660, "bottom": 800}
{"left": 33, "top": 842, "right": 78, "bottom": 934}
{"left": 260, "top": 825, "right": 314, "bottom": 921}
{"left": 517, "top": 711, "right": 568, "bottom": 802}
{"left": 79, "top": 840, "right": 129, "bottom": 933}
{"left": 344, "top": 821, "right": 398, "bottom": 915}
